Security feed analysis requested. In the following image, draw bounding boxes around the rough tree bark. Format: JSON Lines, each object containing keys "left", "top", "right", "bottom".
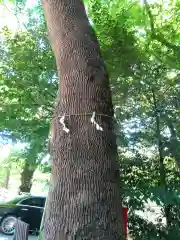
{"left": 42, "top": 0, "right": 124, "bottom": 239}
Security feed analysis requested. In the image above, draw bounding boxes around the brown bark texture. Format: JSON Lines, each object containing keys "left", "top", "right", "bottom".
{"left": 42, "top": 0, "right": 124, "bottom": 239}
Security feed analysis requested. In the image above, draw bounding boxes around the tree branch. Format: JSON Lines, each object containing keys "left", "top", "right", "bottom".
{"left": 143, "top": 0, "right": 180, "bottom": 55}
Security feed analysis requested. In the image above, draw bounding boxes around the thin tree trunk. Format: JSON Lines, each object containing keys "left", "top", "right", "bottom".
{"left": 152, "top": 90, "right": 166, "bottom": 187}
{"left": 2, "top": 163, "right": 11, "bottom": 189}
{"left": 42, "top": 0, "right": 124, "bottom": 239}
{"left": 19, "top": 162, "right": 35, "bottom": 193}
{"left": 152, "top": 90, "right": 172, "bottom": 233}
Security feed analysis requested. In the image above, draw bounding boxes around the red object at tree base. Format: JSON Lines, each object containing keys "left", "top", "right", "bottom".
{"left": 123, "top": 207, "right": 128, "bottom": 237}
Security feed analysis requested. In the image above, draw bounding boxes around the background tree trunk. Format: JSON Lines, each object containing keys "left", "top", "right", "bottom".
{"left": 2, "top": 163, "right": 11, "bottom": 189}
{"left": 42, "top": 0, "right": 124, "bottom": 239}
{"left": 19, "top": 162, "right": 35, "bottom": 193}
{"left": 152, "top": 90, "right": 172, "bottom": 234}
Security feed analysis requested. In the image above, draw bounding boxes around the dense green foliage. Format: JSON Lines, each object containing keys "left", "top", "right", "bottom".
{"left": 0, "top": 4, "right": 56, "bottom": 180}
{"left": 0, "top": 0, "right": 179, "bottom": 238}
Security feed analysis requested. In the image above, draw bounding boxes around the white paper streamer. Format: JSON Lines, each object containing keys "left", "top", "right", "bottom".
{"left": 90, "top": 112, "right": 103, "bottom": 131}
{"left": 59, "top": 115, "right": 70, "bottom": 133}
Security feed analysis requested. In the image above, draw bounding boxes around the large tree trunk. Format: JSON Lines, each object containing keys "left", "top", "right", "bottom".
{"left": 19, "top": 162, "right": 35, "bottom": 193}
{"left": 42, "top": 0, "right": 124, "bottom": 239}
